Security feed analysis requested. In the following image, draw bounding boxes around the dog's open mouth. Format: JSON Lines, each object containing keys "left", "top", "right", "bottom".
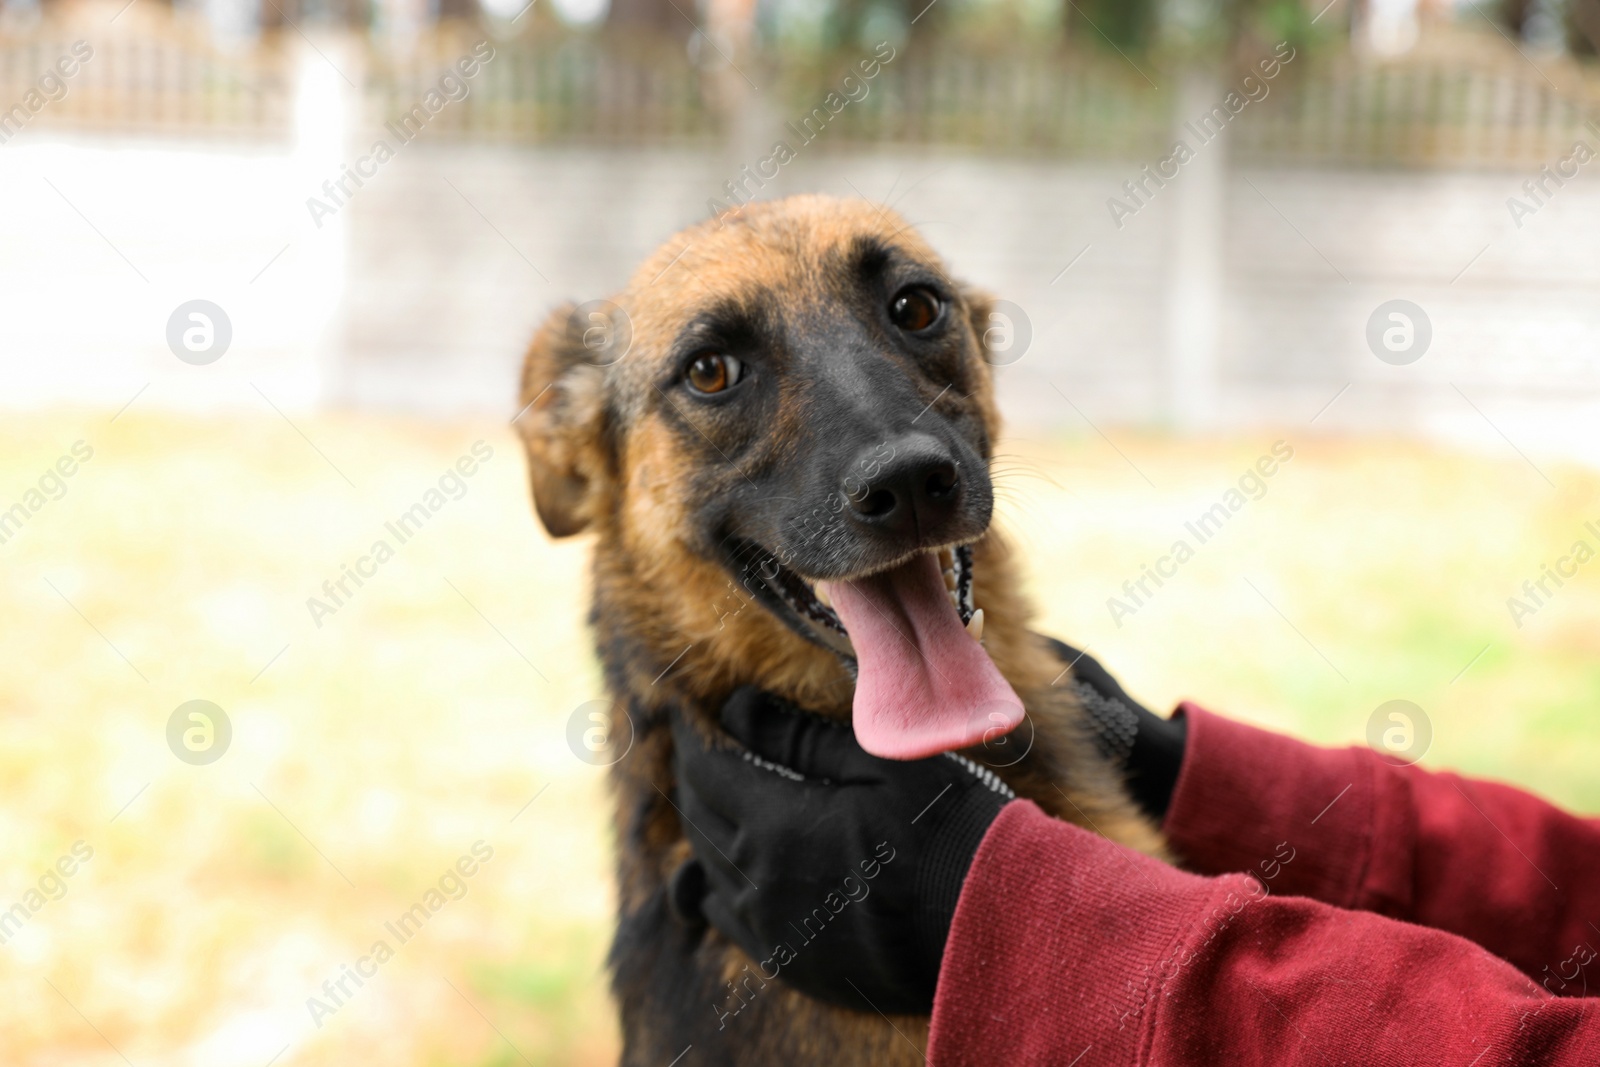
{"left": 733, "top": 542, "right": 1025, "bottom": 760}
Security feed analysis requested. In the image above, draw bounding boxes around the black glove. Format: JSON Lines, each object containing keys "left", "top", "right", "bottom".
{"left": 669, "top": 688, "right": 1015, "bottom": 1015}
{"left": 1043, "top": 638, "right": 1187, "bottom": 822}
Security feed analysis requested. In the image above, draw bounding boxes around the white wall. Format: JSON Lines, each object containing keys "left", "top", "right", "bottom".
{"left": 334, "top": 139, "right": 1600, "bottom": 461}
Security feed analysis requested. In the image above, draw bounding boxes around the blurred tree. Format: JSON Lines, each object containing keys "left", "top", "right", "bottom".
{"left": 1226, "top": 0, "right": 1322, "bottom": 52}
{"left": 1570, "top": 0, "right": 1600, "bottom": 55}
{"left": 822, "top": 0, "right": 920, "bottom": 46}
{"left": 1067, "top": 0, "right": 1160, "bottom": 49}
{"left": 607, "top": 0, "right": 683, "bottom": 37}
{"left": 1498, "top": 0, "right": 1537, "bottom": 37}
{"left": 259, "top": 0, "right": 374, "bottom": 28}
{"left": 1059, "top": 0, "right": 1327, "bottom": 61}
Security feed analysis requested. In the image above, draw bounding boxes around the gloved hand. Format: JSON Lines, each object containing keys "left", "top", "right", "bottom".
{"left": 668, "top": 639, "right": 1186, "bottom": 1014}
{"left": 1044, "top": 638, "right": 1187, "bottom": 821}
{"left": 669, "top": 687, "right": 1015, "bottom": 1015}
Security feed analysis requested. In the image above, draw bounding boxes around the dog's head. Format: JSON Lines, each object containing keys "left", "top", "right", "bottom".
{"left": 518, "top": 195, "right": 1025, "bottom": 758}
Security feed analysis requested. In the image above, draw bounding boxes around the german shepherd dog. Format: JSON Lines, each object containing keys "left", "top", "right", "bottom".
{"left": 516, "top": 195, "right": 1166, "bottom": 1065}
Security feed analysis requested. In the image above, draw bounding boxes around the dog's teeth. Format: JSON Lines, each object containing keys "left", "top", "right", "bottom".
{"left": 938, "top": 547, "right": 953, "bottom": 570}
{"left": 943, "top": 569, "right": 956, "bottom": 591}
{"left": 965, "top": 608, "right": 984, "bottom": 641}
{"left": 815, "top": 584, "right": 832, "bottom": 609}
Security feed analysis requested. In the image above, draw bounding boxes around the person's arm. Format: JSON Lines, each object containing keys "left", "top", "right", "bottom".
{"left": 931, "top": 799, "right": 1598, "bottom": 1067}
{"left": 1165, "top": 703, "right": 1600, "bottom": 989}
{"left": 1041, "top": 638, "right": 1600, "bottom": 988}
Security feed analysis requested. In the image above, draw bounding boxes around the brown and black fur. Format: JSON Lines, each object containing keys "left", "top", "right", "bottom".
{"left": 515, "top": 195, "right": 1166, "bottom": 1065}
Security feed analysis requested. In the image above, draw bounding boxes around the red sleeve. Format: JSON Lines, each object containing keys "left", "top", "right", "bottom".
{"left": 928, "top": 801, "right": 1600, "bottom": 1067}
{"left": 1163, "top": 704, "right": 1600, "bottom": 989}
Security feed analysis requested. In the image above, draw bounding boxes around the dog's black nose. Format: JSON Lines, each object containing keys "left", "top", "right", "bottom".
{"left": 844, "top": 435, "right": 962, "bottom": 539}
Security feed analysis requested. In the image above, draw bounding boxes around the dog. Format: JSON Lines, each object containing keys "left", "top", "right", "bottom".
{"left": 516, "top": 195, "right": 1166, "bottom": 1065}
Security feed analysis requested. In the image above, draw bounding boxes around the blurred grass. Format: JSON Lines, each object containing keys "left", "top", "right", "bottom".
{"left": 1003, "top": 431, "right": 1600, "bottom": 814}
{"left": 2, "top": 409, "right": 1599, "bottom": 1065}
{"left": 0, "top": 408, "right": 617, "bottom": 1067}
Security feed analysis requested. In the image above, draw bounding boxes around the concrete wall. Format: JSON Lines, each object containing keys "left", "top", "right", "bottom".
{"left": 335, "top": 139, "right": 1600, "bottom": 460}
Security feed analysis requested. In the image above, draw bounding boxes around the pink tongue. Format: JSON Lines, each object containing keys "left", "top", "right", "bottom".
{"left": 822, "top": 553, "right": 1024, "bottom": 760}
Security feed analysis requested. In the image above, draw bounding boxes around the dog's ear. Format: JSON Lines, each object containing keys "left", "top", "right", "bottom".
{"left": 516, "top": 302, "right": 612, "bottom": 538}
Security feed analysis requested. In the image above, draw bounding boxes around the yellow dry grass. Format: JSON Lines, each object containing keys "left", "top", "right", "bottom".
{"left": 3, "top": 409, "right": 1598, "bottom": 1066}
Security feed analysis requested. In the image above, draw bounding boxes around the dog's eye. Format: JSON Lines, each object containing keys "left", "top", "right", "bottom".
{"left": 889, "top": 287, "right": 942, "bottom": 333}
{"left": 686, "top": 353, "right": 743, "bottom": 394}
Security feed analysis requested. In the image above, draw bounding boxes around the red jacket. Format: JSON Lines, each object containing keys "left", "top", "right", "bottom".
{"left": 928, "top": 704, "right": 1600, "bottom": 1065}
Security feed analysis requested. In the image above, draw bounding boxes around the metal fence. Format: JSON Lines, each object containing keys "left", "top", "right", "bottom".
{"left": 1235, "top": 53, "right": 1600, "bottom": 168}
{"left": 372, "top": 36, "right": 1600, "bottom": 166}
{"left": 0, "top": 26, "right": 293, "bottom": 142}
{"left": 365, "top": 32, "right": 717, "bottom": 142}
{"left": 2, "top": 16, "right": 1597, "bottom": 166}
